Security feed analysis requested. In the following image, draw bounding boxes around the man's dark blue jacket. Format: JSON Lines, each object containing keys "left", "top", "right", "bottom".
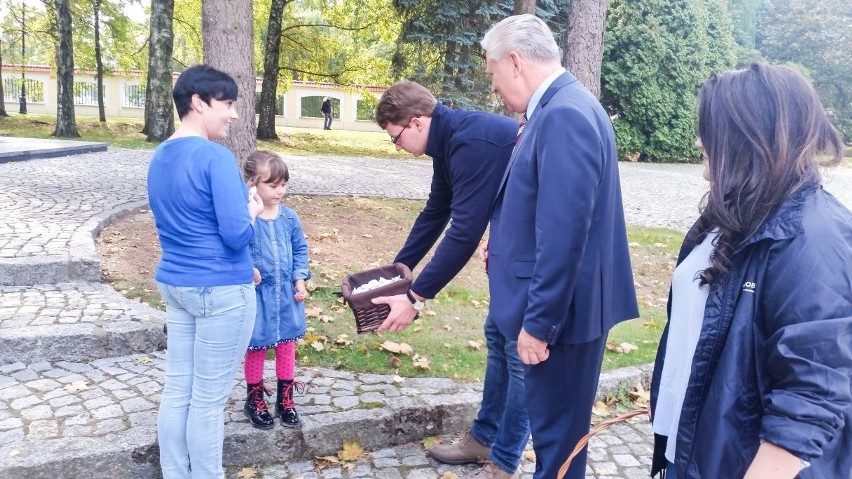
{"left": 650, "top": 186, "right": 852, "bottom": 478}
{"left": 395, "top": 103, "right": 516, "bottom": 298}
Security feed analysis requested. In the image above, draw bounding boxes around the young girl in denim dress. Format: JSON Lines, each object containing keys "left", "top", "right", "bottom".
{"left": 241, "top": 150, "right": 311, "bottom": 429}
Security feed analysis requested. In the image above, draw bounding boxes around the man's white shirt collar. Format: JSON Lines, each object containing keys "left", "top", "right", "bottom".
{"left": 525, "top": 67, "right": 566, "bottom": 121}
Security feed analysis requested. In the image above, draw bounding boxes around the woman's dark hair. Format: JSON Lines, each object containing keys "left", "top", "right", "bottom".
{"left": 243, "top": 150, "right": 289, "bottom": 185}
{"left": 172, "top": 65, "right": 238, "bottom": 119}
{"left": 689, "top": 63, "right": 844, "bottom": 285}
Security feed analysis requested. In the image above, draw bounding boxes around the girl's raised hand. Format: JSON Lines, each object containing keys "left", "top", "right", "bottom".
{"left": 247, "top": 186, "right": 263, "bottom": 219}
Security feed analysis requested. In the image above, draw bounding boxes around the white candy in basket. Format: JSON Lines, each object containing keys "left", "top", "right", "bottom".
{"left": 351, "top": 275, "right": 403, "bottom": 295}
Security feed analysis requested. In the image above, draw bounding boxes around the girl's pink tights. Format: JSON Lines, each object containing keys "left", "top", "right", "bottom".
{"left": 244, "top": 342, "right": 296, "bottom": 384}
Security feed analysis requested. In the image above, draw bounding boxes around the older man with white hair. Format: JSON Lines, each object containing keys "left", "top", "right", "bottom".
{"left": 479, "top": 15, "right": 639, "bottom": 479}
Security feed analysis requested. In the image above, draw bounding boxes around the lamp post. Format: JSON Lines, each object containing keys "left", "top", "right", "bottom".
{"left": 18, "top": 0, "right": 26, "bottom": 114}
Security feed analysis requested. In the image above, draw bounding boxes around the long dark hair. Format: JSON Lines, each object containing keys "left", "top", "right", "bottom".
{"left": 688, "top": 63, "right": 844, "bottom": 285}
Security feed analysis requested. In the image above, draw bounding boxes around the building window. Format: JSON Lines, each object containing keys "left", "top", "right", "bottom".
{"left": 3, "top": 78, "right": 45, "bottom": 103}
{"left": 301, "top": 95, "right": 337, "bottom": 119}
{"left": 73, "top": 81, "right": 102, "bottom": 106}
{"left": 123, "top": 84, "right": 145, "bottom": 108}
{"left": 356, "top": 98, "right": 376, "bottom": 121}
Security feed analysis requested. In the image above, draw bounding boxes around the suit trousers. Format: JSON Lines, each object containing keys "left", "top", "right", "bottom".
{"left": 524, "top": 334, "right": 607, "bottom": 479}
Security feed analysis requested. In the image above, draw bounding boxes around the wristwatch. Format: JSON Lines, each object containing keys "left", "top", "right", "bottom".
{"left": 406, "top": 290, "right": 425, "bottom": 312}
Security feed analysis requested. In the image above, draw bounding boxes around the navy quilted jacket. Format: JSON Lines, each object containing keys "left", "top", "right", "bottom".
{"left": 650, "top": 186, "right": 852, "bottom": 478}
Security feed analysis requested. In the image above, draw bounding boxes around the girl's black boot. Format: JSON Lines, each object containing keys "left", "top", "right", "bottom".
{"left": 276, "top": 379, "right": 304, "bottom": 428}
{"left": 244, "top": 382, "right": 275, "bottom": 430}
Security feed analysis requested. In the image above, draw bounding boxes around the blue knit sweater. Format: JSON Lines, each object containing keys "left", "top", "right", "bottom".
{"left": 147, "top": 136, "right": 255, "bottom": 286}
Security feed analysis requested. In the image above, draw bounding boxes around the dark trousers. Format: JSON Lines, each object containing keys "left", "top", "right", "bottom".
{"left": 524, "top": 334, "right": 607, "bottom": 479}
{"left": 323, "top": 112, "right": 332, "bottom": 129}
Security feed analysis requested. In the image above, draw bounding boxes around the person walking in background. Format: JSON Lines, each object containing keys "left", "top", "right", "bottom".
{"left": 147, "top": 64, "right": 264, "bottom": 479}
{"left": 649, "top": 64, "right": 852, "bottom": 479}
{"left": 371, "top": 80, "right": 530, "bottom": 479}
{"left": 480, "top": 15, "right": 639, "bottom": 479}
{"left": 240, "top": 151, "right": 311, "bottom": 430}
{"left": 321, "top": 96, "right": 333, "bottom": 130}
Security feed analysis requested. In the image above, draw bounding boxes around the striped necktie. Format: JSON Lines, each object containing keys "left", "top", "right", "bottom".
{"left": 515, "top": 114, "right": 528, "bottom": 145}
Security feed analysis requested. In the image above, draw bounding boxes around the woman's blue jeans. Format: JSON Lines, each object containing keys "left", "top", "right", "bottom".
{"left": 156, "top": 283, "right": 256, "bottom": 479}
{"left": 470, "top": 314, "right": 531, "bottom": 473}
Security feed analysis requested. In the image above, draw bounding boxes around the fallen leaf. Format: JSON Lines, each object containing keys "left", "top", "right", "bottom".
{"left": 441, "top": 473, "right": 460, "bottom": 479}
{"left": 389, "top": 356, "right": 402, "bottom": 368}
{"left": 629, "top": 382, "right": 651, "bottom": 404}
{"left": 467, "top": 340, "right": 483, "bottom": 351}
{"left": 412, "top": 354, "right": 430, "bottom": 370}
{"left": 421, "top": 435, "right": 441, "bottom": 448}
{"left": 442, "top": 324, "right": 452, "bottom": 331}
{"left": 335, "top": 334, "right": 353, "bottom": 345}
{"left": 314, "top": 455, "right": 340, "bottom": 469}
{"left": 236, "top": 467, "right": 257, "bottom": 479}
{"left": 320, "top": 315, "right": 335, "bottom": 323}
{"left": 425, "top": 310, "right": 437, "bottom": 317}
{"left": 64, "top": 380, "right": 89, "bottom": 394}
{"left": 392, "top": 375, "right": 404, "bottom": 384}
{"left": 305, "top": 306, "right": 323, "bottom": 318}
{"left": 592, "top": 400, "right": 610, "bottom": 417}
{"left": 133, "top": 355, "right": 152, "bottom": 365}
{"left": 337, "top": 440, "right": 367, "bottom": 461}
{"left": 606, "top": 342, "right": 639, "bottom": 354}
{"left": 379, "top": 341, "right": 413, "bottom": 356}
{"left": 311, "top": 342, "right": 325, "bottom": 352}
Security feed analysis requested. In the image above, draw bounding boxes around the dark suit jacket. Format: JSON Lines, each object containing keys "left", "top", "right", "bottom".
{"left": 395, "top": 103, "right": 516, "bottom": 298}
{"left": 488, "top": 71, "right": 639, "bottom": 345}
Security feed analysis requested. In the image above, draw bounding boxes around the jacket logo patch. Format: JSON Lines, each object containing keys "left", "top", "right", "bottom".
{"left": 742, "top": 281, "right": 756, "bottom": 293}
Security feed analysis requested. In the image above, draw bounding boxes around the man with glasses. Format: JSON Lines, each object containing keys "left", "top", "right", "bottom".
{"left": 372, "top": 80, "right": 528, "bottom": 478}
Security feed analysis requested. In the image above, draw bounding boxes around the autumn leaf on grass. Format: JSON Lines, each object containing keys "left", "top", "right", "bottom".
{"left": 606, "top": 342, "right": 639, "bottom": 354}
{"left": 412, "top": 354, "right": 430, "bottom": 370}
{"left": 441, "top": 473, "right": 460, "bottom": 479}
{"left": 236, "top": 467, "right": 257, "bottom": 479}
{"left": 337, "top": 440, "right": 367, "bottom": 462}
{"left": 335, "top": 334, "right": 353, "bottom": 346}
{"left": 442, "top": 324, "right": 452, "bottom": 331}
{"left": 305, "top": 306, "right": 323, "bottom": 318}
{"left": 311, "top": 341, "right": 325, "bottom": 352}
{"left": 467, "top": 340, "right": 484, "bottom": 351}
{"left": 64, "top": 380, "right": 89, "bottom": 394}
{"left": 425, "top": 310, "right": 437, "bottom": 317}
{"left": 320, "top": 315, "right": 336, "bottom": 323}
{"left": 362, "top": 234, "right": 373, "bottom": 238}
{"left": 421, "top": 435, "right": 442, "bottom": 448}
{"left": 389, "top": 356, "right": 402, "bottom": 368}
{"left": 314, "top": 455, "right": 340, "bottom": 469}
{"left": 380, "top": 341, "right": 413, "bottom": 356}
{"left": 629, "top": 382, "right": 651, "bottom": 405}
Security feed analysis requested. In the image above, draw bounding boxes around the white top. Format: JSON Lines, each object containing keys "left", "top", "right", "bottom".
{"left": 652, "top": 230, "right": 718, "bottom": 462}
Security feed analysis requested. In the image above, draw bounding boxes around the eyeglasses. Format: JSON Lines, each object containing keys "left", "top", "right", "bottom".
{"left": 390, "top": 124, "right": 408, "bottom": 145}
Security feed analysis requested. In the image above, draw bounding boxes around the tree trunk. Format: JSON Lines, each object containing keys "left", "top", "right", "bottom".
{"left": 144, "top": 0, "right": 176, "bottom": 142}
{"left": 203, "top": 0, "right": 256, "bottom": 164}
{"left": 0, "top": 39, "right": 8, "bottom": 117}
{"left": 53, "top": 0, "right": 79, "bottom": 138}
{"left": 563, "top": 0, "right": 608, "bottom": 98}
{"left": 94, "top": 0, "right": 106, "bottom": 122}
{"left": 257, "top": 0, "right": 290, "bottom": 140}
{"left": 514, "top": 0, "right": 536, "bottom": 15}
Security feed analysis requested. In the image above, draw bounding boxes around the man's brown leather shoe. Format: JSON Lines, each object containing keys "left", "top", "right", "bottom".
{"left": 476, "top": 461, "right": 520, "bottom": 479}
{"left": 427, "top": 431, "right": 491, "bottom": 465}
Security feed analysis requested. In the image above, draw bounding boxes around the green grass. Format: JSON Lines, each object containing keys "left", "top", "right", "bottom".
{"left": 0, "top": 113, "right": 410, "bottom": 159}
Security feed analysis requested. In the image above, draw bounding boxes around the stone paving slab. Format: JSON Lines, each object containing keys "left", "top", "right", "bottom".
{"left": 0, "top": 357, "right": 484, "bottom": 478}
{"left": 222, "top": 416, "right": 653, "bottom": 479}
{"left": 0, "top": 282, "right": 165, "bottom": 363}
{"left": 0, "top": 137, "right": 107, "bottom": 163}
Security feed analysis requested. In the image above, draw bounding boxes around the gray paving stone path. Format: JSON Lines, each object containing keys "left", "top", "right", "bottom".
{"left": 0, "top": 144, "right": 849, "bottom": 478}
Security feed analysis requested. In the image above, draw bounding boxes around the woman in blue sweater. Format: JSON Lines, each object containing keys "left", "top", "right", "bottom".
{"left": 147, "top": 65, "right": 264, "bottom": 479}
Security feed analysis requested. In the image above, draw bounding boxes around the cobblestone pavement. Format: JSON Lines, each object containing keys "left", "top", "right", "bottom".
{"left": 1, "top": 147, "right": 849, "bottom": 478}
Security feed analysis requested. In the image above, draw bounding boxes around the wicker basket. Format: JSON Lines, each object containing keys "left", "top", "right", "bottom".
{"left": 341, "top": 263, "right": 413, "bottom": 334}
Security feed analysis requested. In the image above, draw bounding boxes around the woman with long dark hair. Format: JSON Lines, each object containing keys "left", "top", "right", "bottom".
{"left": 650, "top": 63, "right": 851, "bottom": 478}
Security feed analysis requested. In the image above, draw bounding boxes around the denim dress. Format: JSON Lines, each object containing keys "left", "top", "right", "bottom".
{"left": 248, "top": 205, "right": 311, "bottom": 350}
